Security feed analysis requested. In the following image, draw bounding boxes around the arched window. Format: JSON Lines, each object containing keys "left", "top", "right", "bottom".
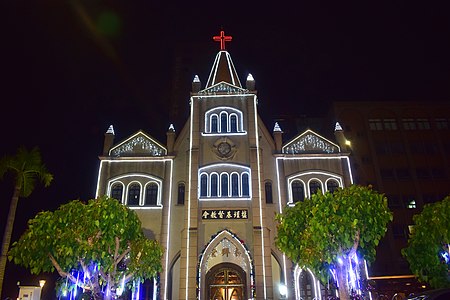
{"left": 230, "top": 115, "right": 238, "bottom": 132}
{"left": 111, "top": 183, "right": 123, "bottom": 202}
{"left": 220, "top": 112, "right": 228, "bottom": 133}
{"left": 221, "top": 173, "right": 229, "bottom": 196}
{"left": 265, "top": 182, "right": 273, "bottom": 204}
{"left": 177, "top": 183, "right": 185, "bottom": 205}
{"left": 210, "top": 173, "right": 218, "bottom": 197}
{"left": 326, "top": 180, "right": 340, "bottom": 193}
{"left": 211, "top": 115, "right": 218, "bottom": 133}
{"left": 200, "top": 174, "right": 208, "bottom": 197}
{"left": 309, "top": 180, "right": 322, "bottom": 196}
{"left": 145, "top": 183, "right": 158, "bottom": 206}
{"left": 242, "top": 173, "right": 250, "bottom": 197}
{"left": 231, "top": 173, "right": 239, "bottom": 197}
{"left": 128, "top": 183, "right": 140, "bottom": 205}
{"left": 292, "top": 181, "right": 305, "bottom": 203}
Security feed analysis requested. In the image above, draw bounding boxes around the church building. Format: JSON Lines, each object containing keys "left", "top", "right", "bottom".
{"left": 95, "top": 31, "right": 354, "bottom": 300}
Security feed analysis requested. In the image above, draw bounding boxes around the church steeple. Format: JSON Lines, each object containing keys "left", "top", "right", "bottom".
{"left": 205, "top": 30, "right": 242, "bottom": 88}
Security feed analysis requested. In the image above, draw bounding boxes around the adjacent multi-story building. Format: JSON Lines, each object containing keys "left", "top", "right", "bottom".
{"left": 329, "top": 100, "right": 450, "bottom": 293}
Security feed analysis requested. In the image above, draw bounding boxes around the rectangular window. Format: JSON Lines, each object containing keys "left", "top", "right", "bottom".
{"left": 431, "top": 168, "right": 446, "bottom": 179}
{"left": 402, "top": 118, "right": 416, "bottom": 130}
{"left": 393, "top": 225, "right": 406, "bottom": 239}
{"left": 416, "top": 118, "right": 430, "bottom": 130}
{"left": 435, "top": 118, "right": 449, "bottom": 129}
{"left": 369, "top": 119, "right": 383, "bottom": 131}
{"left": 383, "top": 119, "right": 398, "bottom": 130}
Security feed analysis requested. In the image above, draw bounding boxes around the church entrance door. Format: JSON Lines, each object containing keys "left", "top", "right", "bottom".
{"left": 206, "top": 263, "right": 246, "bottom": 300}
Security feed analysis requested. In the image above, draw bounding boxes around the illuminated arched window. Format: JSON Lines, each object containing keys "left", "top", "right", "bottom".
{"left": 309, "top": 180, "right": 321, "bottom": 196}
{"left": 220, "top": 112, "right": 228, "bottom": 133}
{"left": 200, "top": 174, "right": 208, "bottom": 197}
{"left": 211, "top": 115, "right": 218, "bottom": 133}
{"left": 111, "top": 183, "right": 123, "bottom": 202}
{"left": 221, "top": 173, "right": 229, "bottom": 197}
{"left": 292, "top": 181, "right": 305, "bottom": 203}
{"left": 326, "top": 180, "right": 340, "bottom": 193}
{"left": 128, "top": 183, "right": 140, "bottom": 205}
{"left": 230, "top": 115, "right": 238, "bottom": 133}
{"left": 210, "top": 173, "right": 218, "bottom": 197}
{"left": 242, "top": 173, "right": 250, "bottom": 197}
{"left": 265, "top": 182, "right": 273, "bottom": 204}
{"left": 177, "top": 183, "right": 185, "bottom": 205}
{"left": 231, "top": 173, "right": 239, "bottom": 197}
{"left": 145, "top": 182, "right": 158, "bottom": 206}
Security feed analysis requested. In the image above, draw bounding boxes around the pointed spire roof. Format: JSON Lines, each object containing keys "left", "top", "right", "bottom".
{"left": 205, "top": 30, "right": 242, "bottom": 88}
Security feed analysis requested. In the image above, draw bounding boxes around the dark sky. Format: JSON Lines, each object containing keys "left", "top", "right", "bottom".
{"left": 1, "top": 0, "right": 450, "bottom": 298}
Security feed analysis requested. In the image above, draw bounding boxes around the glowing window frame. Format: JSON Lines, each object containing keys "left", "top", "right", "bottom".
{"left": 287, "top": 171, "right": 344, "bottom": 205}
{"left": 203, "top": 106, "right": 247, "bottom": 135}
{"left": 198, "top": 164, "right": 252, "bottom": 200}
{"left": 325, "top": 178, "right": 340, "bottom": 193}
{"left": 289, "top": 179, "right": 307, "bottom": 204}
{"left": 143, "top": 181, "right": 160, "bottom": 206}
{"left": 106, "top": 173, "right": 163, "bottom": 208}
{"left": 110, "top": 181, "right": 125, "bottom": 203}
{"left": 126, "top": 181, "right": 142, "bottom": 206}
{"left": 307, "top": 178, "right": 324, "bottom": 198}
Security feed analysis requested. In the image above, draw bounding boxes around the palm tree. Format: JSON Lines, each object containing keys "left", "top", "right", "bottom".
{"left": 0, "top": 146, "right": 53, "bottom": 297}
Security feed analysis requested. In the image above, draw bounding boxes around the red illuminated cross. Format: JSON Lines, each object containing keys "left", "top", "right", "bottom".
{"left": 213, "top": 30, "right": 232, "bottom": 50}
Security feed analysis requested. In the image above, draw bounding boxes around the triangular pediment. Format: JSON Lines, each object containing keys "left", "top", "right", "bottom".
{"left": 282, "top": 129, "right": 340, "bottom": 154}
{"left": 199, "top": 82, "right": 247, "bottom": 95}
{"left": 109, "top": 131, "right": 167, "bottom": 157}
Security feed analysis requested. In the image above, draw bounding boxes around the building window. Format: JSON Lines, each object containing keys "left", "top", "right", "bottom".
{"left": 242, "top": 173, "right": 250, "bottom": 197}
{"left": 128, "top": 183, "right": 140, "bottom": 205}
{"left": 230, "top": 115, "right": 238, "bottom": 132}
{"left": 435, "top": 118, "right": 449, "bottom": 129}
{"left": 198, "top": 165, "right": 251, "bottom": 199}
{"left": 326, "top": 180, "right": 339, "bottom": 193}
{"left": 402, "top": 119, "right": 416, "bottom": 130}
{"left": 211, "top": 115, "right": 218, "bottom": 133}
{"left": 145, "top": 183, "right": 158, "bottom": 206}
{"left": 393, "top": 225, "right": 406, "bottom": 239}
{"left": 111, "top": 183, "right": 123, "bottom": 202}
{"left": 309, "top": 180, "right": 321, "bottom": 196}
{"left": 431, "top": 168, "right": 446, "bottom": 179}
{"left": 210, "top": 173, "right": 218, "bottom": 197}
{"left": 204, "top": 107, "right": 245, "bottom": 134}
{"left": 387, "top": 195, "right": 401, "bottom": 209}
{"left": 416, "top": 118, "right": 430, "bottom": 130}
{"left": 231, "top": 173, "right": 239, "bottom": 197}
{"left": 291, "top": 181, "right": 305, "bottom": 203}
{"left": 177, "top": 183, "right": 185, "bottom": 205}
{"left": 200, "top": 174, "right": 208, "bottom": 197}
{"left": 415, "top": 168, "right": 430, "bottom": 179}
{"left": 265, "top": 182, "right": 273, "bottom": 204}
{"left": 383, "top": 119, "right": 398, "bottom": 130}
{"left": 220, "top": 112, "right": 228, "bottom": 133}
{"left": 369, "top": 119, "right": 383, "bottom": 131}
{"left": 221, "top": 173, "right": 229, "bottom": 196}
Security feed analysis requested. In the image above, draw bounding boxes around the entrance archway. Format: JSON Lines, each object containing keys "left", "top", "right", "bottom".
{"left": 206, "top": 263, "right": 246, "bottom": 300}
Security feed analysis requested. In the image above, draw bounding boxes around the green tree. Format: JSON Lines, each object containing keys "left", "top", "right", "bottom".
{"left": 8, "top": 196, "right": 163, "bottom": 300}
{"left": 275, "top": 185, "right": 392, "bottom": 300}
{"left": 0, "top": 146, "right": 53, "bottom": 297}
{"left": 402, "top": 196, "right": 450, "bottom": 289}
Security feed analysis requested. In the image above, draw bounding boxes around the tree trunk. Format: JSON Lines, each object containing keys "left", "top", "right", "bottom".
{"left": 0, "top": 185, "right": 20, "bottom": 298}
{"left": 336, "top": 261, "right": 351, "bottom": 300}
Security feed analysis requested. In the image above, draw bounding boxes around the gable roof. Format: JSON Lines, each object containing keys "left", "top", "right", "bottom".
{"left": 109, "top": 130, "right": 167, "bottom": 157}
{"left": 282, "top": 129, "right": 340, "bottom": 154}
{"left": 199, "top": 81, "right": 247, "bottom": 95}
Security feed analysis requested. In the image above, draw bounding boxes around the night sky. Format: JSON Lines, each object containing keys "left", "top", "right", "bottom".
{"left": 1, "top": 1, "right": 450, "bottom": 298}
